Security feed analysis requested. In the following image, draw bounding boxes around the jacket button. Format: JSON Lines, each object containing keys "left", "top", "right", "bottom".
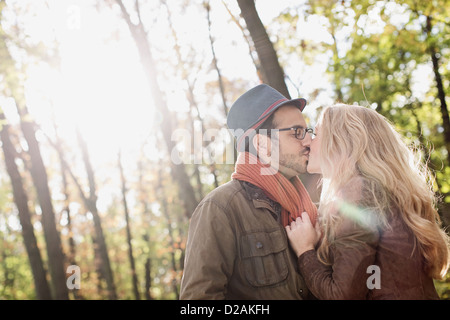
{"left": 256, "top": 242, "right": 263, "bottom": 249}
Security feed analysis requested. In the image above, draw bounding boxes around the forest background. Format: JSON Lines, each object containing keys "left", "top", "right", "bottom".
{"left": 0, "top": 0, "right": 449, "bottom": 300}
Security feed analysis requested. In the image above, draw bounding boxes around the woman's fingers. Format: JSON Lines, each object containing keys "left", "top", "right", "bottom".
{"left": 287, "top": 213, "right": 313, "bottom": 232}
{"left": 301, "top": 212, "right": 314, "bottom": 225}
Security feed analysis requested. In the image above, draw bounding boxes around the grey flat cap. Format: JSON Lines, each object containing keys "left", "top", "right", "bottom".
{"left": 227, "top": 84, "right": 307, "bottom": 150}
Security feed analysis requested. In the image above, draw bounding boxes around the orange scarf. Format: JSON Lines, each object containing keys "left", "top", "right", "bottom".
{"left": 231, "top": 152, "right": 317, "bottom": 227}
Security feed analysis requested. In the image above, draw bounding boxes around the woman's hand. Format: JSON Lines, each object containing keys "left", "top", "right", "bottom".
{"left": 286, "top": 212, "right": 321, "bottom": 257}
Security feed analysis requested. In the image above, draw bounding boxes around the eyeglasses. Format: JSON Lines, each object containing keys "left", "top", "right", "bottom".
{"left": 277, "top": 126, "right": 315, "bottom": 140}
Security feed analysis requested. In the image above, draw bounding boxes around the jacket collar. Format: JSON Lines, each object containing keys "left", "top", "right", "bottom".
{"left": 240, "top": 181, "right": 281, "bottom": 221}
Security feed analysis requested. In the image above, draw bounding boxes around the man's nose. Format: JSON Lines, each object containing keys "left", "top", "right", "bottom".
{"left": 301, "top": 133, "right": 312, "bottom": 147}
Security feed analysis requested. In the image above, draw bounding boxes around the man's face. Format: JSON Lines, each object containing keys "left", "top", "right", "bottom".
{"left": 264, "top": 105, "right": 312, "bottom": 178}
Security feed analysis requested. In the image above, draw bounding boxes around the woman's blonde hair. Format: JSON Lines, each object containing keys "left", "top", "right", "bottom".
{"left": 316, "top": 104, "right": 450, "bottom": 279}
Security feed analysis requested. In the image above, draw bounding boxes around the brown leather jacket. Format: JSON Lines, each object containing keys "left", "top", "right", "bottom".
{"left": 180, "top": 180, "right": 313, "bottom": 300}
{"left": 297, "top": 205, "right": 440, "bottom": 300}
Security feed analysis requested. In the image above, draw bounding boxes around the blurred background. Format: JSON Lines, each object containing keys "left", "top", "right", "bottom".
{"left": 0, "top": 0, "right": 449, "bottom": 299}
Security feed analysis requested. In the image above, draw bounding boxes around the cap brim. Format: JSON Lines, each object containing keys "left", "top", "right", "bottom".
{"left": 250, "top": 97, "right": 307, "bottom": 131}
{"left": 280, "top": 98, "right": 307, "bottom": 112}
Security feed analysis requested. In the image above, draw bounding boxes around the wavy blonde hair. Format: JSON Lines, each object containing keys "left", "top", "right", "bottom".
{"left": 316, "top": 104, "right": 450, "bottom": 279}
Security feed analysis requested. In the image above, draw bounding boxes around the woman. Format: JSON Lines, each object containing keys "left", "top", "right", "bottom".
{"left": 286, "top": 104, "right": 450, "bottom": 300}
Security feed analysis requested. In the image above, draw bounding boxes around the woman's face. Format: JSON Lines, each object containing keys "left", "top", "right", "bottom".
{"left": 307, "top": 124, "right": 322, "bottom": 174}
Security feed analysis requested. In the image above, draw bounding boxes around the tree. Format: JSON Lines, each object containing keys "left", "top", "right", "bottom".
{"left": 115, "top": 0, "right": 199, "bottom": 218}
{"left": 137, "top": 147, "right": 154, "bottom": 300}
{"left": 18, "top": 105, "right": 69, "bottom": 300}
{"left": 0, "top": 0, "right": 68, "bottom": 299}
{"left": 236, "top": 0, "right": 290, "bottom": 97}
{"left": 74, "top": 129, "right": 117, "bottom": 299}
{"left": 418, "top": 7, "right": 450, "bottom": 165}
{"left": 204, "top": 0, "right": 229, "bottom": 117}
{"left": 118, "top": 150, "right": 140, "bottom": 300}
{"left": 0, "top": 110, "right": 52, "bottom": 300}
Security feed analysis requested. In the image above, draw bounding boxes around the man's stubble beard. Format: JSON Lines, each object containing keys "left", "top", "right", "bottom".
{"left": 278, "top": 153, "right": 308, "bottom": 176}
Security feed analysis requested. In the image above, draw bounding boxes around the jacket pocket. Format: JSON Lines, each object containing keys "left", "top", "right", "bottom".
{"left": 240, "top": 229, "right": 289, "bottom": 287}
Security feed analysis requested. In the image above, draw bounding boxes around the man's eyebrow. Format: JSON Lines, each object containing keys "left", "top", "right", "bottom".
{"left": 282, "top": 124, "right": 305, "bottom": 129}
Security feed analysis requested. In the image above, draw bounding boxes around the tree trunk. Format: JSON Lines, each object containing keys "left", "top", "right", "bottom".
{"left": 137, "top": 150, "right": 155, "bottom": 300}
{"left": 17, "top": 106, "right": 68, "bottom": 300}
{"left": 425, "top": 16, "right": 450, "bottom": 165}
{"left": 330, "top": 27, "right": 344, "bottom": 102}
{"left": 144, "top": 257, "right": 153, "bottom": 300}
{"left": 163, "top": 0, "right": 220, "bottom": 195}
{"left": 116, "top": 0, "right": 199, "bottom": 218}
{"left": 45, "top": 128, "right": 116, "bottom": 299}
{"left": 0, "top": 111, "right": 52, "bottom": 300}
{"left": 118, "top": 151, "right": 141, "bottom": 300}
{"left": 205, "top": 1, "right": 229, "bottom": 116}
{"left": 76, "top": 129, "right": 117, "bottom": 300}
{"left": 221, "top": 0, "right": 264, "bottom": 82}
{"left": 236, "top": 0, "right": 290, "bottom": 98}
{"left": 52, "top": 123, "right": 84, "bottom": 300}
{"left": 157, "top": 168, "right": 180, "bottom": 300}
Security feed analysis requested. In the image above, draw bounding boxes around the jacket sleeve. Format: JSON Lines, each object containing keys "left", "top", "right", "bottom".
{"left": 179, "top": 200, "right": 236, "bottom": 300}
{"left": 297, "top": 217, "right": 380, "bottom": 300}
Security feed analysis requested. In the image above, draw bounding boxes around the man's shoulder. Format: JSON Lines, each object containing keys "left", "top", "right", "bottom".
{"left": 190, "top": 180, "right": 246, "bottom": 221}
{"left": 201, "top": 179, "right": 244, "bottom": 204}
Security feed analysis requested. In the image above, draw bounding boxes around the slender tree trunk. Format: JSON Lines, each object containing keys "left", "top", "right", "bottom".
{"left": 116, "top": 0, "right": 198, "bottom": 218}
{"left": 137, "top": 150, "right": 154, "bottom": 300}
{"left": 204, "top": 0, "right": 229, "bottom": 116}
{"left": 156, "top": 168, "right": 180, "bottom": 300}
{"left": 17, "top": 105, "right": 68, "bottom": 300}
{"left": 76, "top": 129, "right": 117, "bottom": 300}
{"left": 221, "top": 0, "right": 264, "bottom": 82}
{"left": 236, "top": 0, "right": 290, "bottom": 98}
{"left": 163, "top": 0, "right": 221, "bottom": 192}
{"left": 60, "top": 164, "right": 76, "bottom": 266}
{"left": 425, "top": 16, "right": 450, "bottom": 165}
{"left": 330, "top": 26, "right": 344, "bottom": 102}
{"left": 144, "top": 257, "right": 153, "bottom": 300}
{"left": 44, "top": 129, "right": 114, "bottom": 299}
{"left": 52, "top": 122, "right": 84, "bottom": 300}
{"left": 118, "top": 151, "right": 141, "bottom": 300}
{"left": 0, "top": 111, "right": 52, "bottom": 300}
{"left": 60, "top": 165, "right": 83, "bottom": 300}
{"left": 163, "top": 2, "right": 204, "bottom": 200}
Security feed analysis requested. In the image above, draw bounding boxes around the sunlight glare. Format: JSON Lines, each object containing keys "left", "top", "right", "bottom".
{"left": 22, "top": 1, "right": 161, "bottom": 169}
{"left": 337, "top": 200, "right": 380, "bottom": 231}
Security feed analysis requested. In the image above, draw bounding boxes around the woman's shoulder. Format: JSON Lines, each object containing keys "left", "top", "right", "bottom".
{"left": 334, "top": 176, "right": 386, "bottom": 232}
{"left": 336, "top": 176, "right": 366, "bottom": 203}
{"left": 338, "top": 176, "right": 386, "bottom": 207}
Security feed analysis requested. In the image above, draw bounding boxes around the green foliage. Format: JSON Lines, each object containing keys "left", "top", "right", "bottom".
{"left": 435, "top": 271, "right": 450, "bottom": 300}
{"left": 0, "top": 187, "right": 37, "bottom": 300}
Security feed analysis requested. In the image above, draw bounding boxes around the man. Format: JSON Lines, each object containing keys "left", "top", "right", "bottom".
{"left": 180, "top": 84, "right": 317, "bottom": 299}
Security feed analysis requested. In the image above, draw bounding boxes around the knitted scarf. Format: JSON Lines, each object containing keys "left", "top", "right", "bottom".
{"left": 231, "top": 152, "right": 318, "bottom": 227}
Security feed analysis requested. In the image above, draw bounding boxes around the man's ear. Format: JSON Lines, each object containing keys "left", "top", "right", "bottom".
{"left": 253, "top": 133, "right": 271, "bottom": 160}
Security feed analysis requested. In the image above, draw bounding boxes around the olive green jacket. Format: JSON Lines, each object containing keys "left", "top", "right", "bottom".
{"left": 180, "top": 179, "right": 312, "bottom": 300}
